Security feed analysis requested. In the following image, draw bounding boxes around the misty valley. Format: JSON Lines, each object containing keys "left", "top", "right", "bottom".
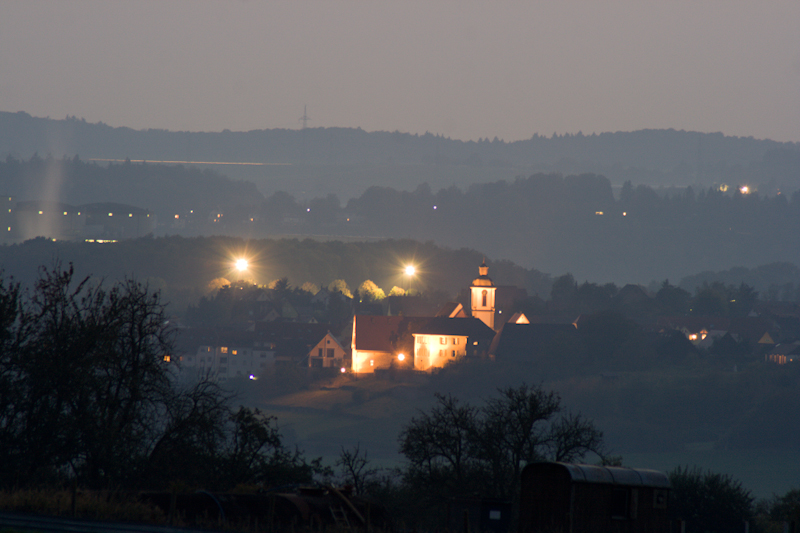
{"left": 1, "top": 114, "right": 800, "bottom": 532}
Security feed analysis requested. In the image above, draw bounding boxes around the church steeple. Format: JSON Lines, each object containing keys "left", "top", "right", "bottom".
{"left": 470, "top": 259, "right": 496, "bottom": 330}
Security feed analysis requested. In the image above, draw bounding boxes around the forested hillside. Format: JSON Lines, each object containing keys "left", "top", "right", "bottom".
{"left": 3, "top": 154, "right": 800, "bottom": 283}
{"left": 2, "top": 111, "right": 798, "bottom": 199}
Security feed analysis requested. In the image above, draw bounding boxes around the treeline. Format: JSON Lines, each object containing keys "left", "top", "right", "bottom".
{"left": 341, "top": 174, "right": 800, "bottom": 283}
{"left": 3, "top": 111, "right": 798, "bottom": 187}
{"left": 4, "top": 154, "right": 800, "bottom": 283}
{"left": 0, "top": 236, "right": 552, "bottom": 316}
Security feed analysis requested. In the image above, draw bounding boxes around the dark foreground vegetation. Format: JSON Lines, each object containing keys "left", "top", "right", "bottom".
{"left": 0, "top": 264, "right": 327, "bottom": 491}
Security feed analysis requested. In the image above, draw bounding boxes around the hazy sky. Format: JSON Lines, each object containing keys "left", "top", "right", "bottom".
{"left": 1, "top": 1, "right": 798, "bottom": 143}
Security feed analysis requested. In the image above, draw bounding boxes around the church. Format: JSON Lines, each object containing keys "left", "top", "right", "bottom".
{"left": 350, "top": 260, "right": 506, "bottom": 373}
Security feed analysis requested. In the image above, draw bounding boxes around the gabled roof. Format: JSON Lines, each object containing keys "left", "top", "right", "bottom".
{"left": 308, "top": 331, "right": 349, "bottom": 356}
{"left": 507, "top": 312, "right": 530, "bottom": 324}
{"left": 412, "top": 317, "right": 497, "bottom": 339}
{"left": 767, "top": 341, "right": 800, "bottom": 356}
{"left": 436, "top": 302, "right": 467, "bottom": 318}
{"left": 353, "top": 315, "right": 430, "bottom": 352}
{"left": 489, "top": 322, "right": 577, "bottom": 359}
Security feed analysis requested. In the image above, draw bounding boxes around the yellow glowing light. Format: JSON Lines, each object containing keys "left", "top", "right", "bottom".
{"left": 405, "top": 265, "right": 416, "bottom": 276}
{"left": 398, "top": 353, "right": 406, "bottom": 361}
{"left": 235, "top": 259, "right": 249, "bottom": 272}
{"left": 740, "top": 185, "right": 750, "bottom": 195}
{"left": 174, "top": 214, "right": 179, "bottom": 219}
{"left": 595, "top": 211, "right": 604, "bottom": 216}
{"left": 340, "top": 367, "right": 346, "bottom": 373}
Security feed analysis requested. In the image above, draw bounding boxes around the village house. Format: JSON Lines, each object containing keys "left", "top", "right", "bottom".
{"left": 176, "top": 329, "right": 275, "bottom": 381}
{"left": 307, "top": 331, "right": 350, "bottom": 370}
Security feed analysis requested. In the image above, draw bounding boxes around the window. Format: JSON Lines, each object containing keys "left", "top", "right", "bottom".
{"left": 232, "top": 349, "right": 237, "bottom": 355}
{"left": 451, "top": 350, "right": 456, "bottom": 358}
{"left": 220, "top": 347, "right": 228, "bottom": 354}
{"left": 219, "top": 357, "right": 227, "bottom": 364}
{"left": 440, "top": 337, "right": 447, "bottom": 345}
{"left": 318, "top": 348, "right": 323, "bottom": 357}
{"left": 482, "top": 290, "right": 487, "bottom": 307}
{"left": 327, "top": 348, "right": 335, "bottom": 358}
{"left": 452, "top": 338, "right": 459, "bottom": 344}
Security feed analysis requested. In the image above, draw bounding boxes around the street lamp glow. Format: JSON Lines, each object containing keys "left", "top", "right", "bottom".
{"left": 235, "top": 258, "right": 249, "bottom": 272}
{"left": 397, "top": 353, "right": 405, "bottom": 361}
{"left": 405, "top": 265, "right": 416, "bottom": 276}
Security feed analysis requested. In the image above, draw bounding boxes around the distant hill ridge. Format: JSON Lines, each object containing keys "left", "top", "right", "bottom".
{"left": 1, "top": 111, "right": 796, "bottom": 172}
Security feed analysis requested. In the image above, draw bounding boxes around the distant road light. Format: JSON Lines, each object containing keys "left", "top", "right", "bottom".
{"left": 235, "top": 258, "right": 249, "bottom": 272}
{"left": 405, "top": 265, "right": 416, "bottom": 276}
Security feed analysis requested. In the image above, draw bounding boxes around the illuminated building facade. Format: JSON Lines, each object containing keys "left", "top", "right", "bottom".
{"left": 470, "top": 260, "right": 496, "bottom": 330}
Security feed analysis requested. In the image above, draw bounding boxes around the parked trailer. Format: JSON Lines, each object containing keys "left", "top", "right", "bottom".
{"left": 518, "top": 462, "right": 670, "bottom": 533}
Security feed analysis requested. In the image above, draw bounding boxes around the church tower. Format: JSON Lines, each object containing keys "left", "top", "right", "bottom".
{"left": 470, "top": 260, "right": 496, "bottom": 330}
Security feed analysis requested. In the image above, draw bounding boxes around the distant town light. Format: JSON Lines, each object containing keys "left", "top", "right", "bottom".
{"left": 433, "top": 205, "right": 437, "bottom": 210}
{"left": 740, "top": 185, "right": 750, "bottom": 195}
{"left": 595, "top": 211, "right": 604, "bottom": 215}
{"left": 622, "top": 212, "right": 627, "bottom": 216}
{"left": 249, "top": 374, "right": 257, "bottom": 380}
{"left": 174, "top": 214, "right": 179, "bottom": 219}
{"left": 128, "top": 213, "right": 132, "bottom": 217}
{"left": 63, "top": 211, "right": 68, "bottom": 215}
{"left": 108, "top": 212, "right": 113, "bottom": 217}
{"left": 306, "top": 208, "right": 311, "bottom": 212}
{"left": 340, "top": 367, "right": 346, "bottom": 373}
{"left": 38, "top": 211, "right": 43, "bottom": 215}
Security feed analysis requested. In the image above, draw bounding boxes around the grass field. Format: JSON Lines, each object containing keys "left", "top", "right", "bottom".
{"left": 251, "top": 371, "right": 800, "bottom": 500}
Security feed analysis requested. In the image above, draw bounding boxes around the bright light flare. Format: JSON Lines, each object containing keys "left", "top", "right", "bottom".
{"left": 235, "top": 258, "right": 249, "bottom": 272}
{"left": 397, "top": 353, "right": 405, "bottom": 361}
{"left": 404, "top": 265, "right": 416, "bottom": 276}
{"left": 740, "top": 185, "right": 750, "bottom": 195}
